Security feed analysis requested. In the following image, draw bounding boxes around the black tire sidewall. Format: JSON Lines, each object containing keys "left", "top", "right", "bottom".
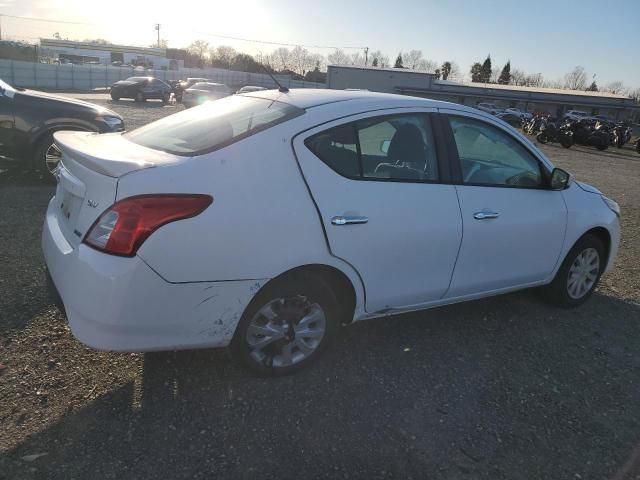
{"left": 232, "top": 272, "right": 340, "bottom": 376}
{"left": 546, "top": 234, "right": 605, "bottom": 308}
{"left": 32, "top": 132, "right": 55, "bottom": 173}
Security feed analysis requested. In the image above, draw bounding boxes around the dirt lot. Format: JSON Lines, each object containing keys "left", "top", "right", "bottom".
{"left": 1, "top": 99, "right": 639, "bottom": 480}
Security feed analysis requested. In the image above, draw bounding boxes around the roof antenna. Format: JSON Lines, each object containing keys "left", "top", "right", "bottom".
{"left": 261, "top": 64, "right": 289, "bottom": 93}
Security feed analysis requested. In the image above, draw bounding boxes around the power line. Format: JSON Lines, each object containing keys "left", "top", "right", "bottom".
{"left": 1, "top": 13, "right": 366, "bottom": 51}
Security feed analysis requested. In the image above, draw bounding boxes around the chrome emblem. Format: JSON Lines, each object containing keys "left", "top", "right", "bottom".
{"left": 87, "top": 199, "right": 99, "bottom": 208}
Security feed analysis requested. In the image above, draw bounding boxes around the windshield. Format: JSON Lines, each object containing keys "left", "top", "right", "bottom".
{"left": 125, "top": 95, "right": 303, "bottom": 156}
{"left": 125, "top": 77, "right": 151, "bottom": 82}
{"left": 0, "top": 79, "right": 16, "bottom": 98}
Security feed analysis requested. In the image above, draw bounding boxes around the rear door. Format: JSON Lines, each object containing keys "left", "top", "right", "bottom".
{"left": 441, "top": 111, "right": 567, "bottom": 298}
{"left": 293, "top": 109, "right": 462, "bottom": 313}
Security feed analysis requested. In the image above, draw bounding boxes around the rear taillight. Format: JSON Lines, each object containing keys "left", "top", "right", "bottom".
{"left": 84, "top": 194, "right": 213, "bottom": 256}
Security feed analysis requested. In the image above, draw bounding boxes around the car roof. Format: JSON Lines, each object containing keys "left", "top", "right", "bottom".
{"left": 239, "top": 88, "right": 458, "bottom": 110}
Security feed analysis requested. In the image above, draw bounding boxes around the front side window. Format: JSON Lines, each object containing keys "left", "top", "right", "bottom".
{"left": 305, "top": 113, "right": 438, "bottom": 182}
{"left": 126, "top": 96, "right": 303, "bottom": 155}
{"left": 448, "top": 116, "right": 542, "bottom": 188}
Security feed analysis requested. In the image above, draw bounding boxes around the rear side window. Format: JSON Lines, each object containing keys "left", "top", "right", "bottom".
{"left": 305, "top": 113, "right": 439, "bottom": 182}
{"left": 126, "top": 96, "right": 303, "bottom": 156}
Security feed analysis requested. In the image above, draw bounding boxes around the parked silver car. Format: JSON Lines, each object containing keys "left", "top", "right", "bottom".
{"left": 182, "top": 82, "right": 232, "bottom": 107}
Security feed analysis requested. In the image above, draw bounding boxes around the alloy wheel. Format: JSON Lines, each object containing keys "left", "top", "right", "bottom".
{"left": 45, "top": 142, "right": 62, "bottom": 173}
{"left": 246, "top": 296, "right": 326, "bottom": 368}
{"left": 567, "top": 248, "right": 600, "bottom": 300}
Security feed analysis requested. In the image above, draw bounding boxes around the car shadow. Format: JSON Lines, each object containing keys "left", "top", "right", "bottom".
{"left": 2, "top": 292, "right": 640, "bottom": 479}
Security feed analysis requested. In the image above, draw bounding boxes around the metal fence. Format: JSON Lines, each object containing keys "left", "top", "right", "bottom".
{"left": 0, "top": 59, "right": 325, "bottom": 91}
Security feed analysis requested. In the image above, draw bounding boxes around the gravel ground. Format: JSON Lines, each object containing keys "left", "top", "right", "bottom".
{"left": 1, "top": 99, "right": 639, "bottom": 480}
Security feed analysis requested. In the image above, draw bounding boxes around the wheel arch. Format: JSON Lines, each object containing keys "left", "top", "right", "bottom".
{"left": 583, "top": 226, "right": 612, "bottom": 266}
{"left": 256, "top": 264, "right": 359, "bottom": 325}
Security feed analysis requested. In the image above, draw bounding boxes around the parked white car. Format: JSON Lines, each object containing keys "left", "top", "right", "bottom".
{"left": 43, "top": 89, "right": 620, "bottom": 375}
{"left": 505, "top": 107, "right": 533, "bottom": 120}
{"left": 476, "top": 102, "right": 504, "bottom": 115}
{"left": 564, "top": 110, "right": 590, "bottom": 120}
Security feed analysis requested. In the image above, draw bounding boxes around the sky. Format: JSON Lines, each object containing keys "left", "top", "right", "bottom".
{"left": 1, "top": 0, "right": 639, "bottom": 88}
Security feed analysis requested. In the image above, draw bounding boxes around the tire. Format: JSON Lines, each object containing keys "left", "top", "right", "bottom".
{"left": 596, "top": 144, "right": 608, "bottom": 151}
{"left": 32, "top": 132, "right": 61, "bottom": 176}
{"left": 135, "top": 91, "right": 145, "bottom": 102}
{"left": 110, "top": 92, "right": 120, "bottom": 101}
{"left": 161, "top": 92, "right": 170, "bottom": 104}
{"left": 232, "top": 271, "right": 340, "bottom": 376}
{"left": 544, "top": 234, "right": 605, "bottom": 308}
{"left": 536, "top": 132, "right": 548, "bottom": 144}
{"left": 560, "top": 136, "right": 573, "bottom": 149}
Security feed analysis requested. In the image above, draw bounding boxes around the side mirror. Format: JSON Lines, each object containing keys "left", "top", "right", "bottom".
{"left": 380, "top": 140, "right": 390, "bottom": 154}
{"left": 550, "top": 167, "right": 571, "bottom": 190}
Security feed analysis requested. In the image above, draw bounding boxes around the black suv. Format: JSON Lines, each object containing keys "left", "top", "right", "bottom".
{"left": 110, "top": 76, "right": 172, "bottom": 103}
{"left": 0, "top": 79, "right": 124, "bottom": 173}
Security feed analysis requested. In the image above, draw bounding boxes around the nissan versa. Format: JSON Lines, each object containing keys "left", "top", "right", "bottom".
{"left": 42, "top": 89, "right": 620, "bottom": 375}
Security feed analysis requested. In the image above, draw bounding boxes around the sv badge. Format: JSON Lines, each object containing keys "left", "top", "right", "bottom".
{"left": 87, "top": 199, "right": 99, "bottom": 208}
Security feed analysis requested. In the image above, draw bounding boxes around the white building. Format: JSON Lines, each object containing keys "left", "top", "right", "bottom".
{"left": 39, "top": 39, "right": 185, "bottom": 70}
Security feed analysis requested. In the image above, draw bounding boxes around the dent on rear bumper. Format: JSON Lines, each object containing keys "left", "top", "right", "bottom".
{"left": 43, "top": 201, "right": 266, "bottom": 352}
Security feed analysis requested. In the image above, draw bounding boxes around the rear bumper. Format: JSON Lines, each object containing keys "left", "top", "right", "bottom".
{"left": 42, "top": 198, "right": 266, "bottom": 352}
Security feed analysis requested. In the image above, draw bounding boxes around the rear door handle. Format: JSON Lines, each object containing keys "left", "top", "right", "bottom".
{"left": 473, "top": 211, "right": 500, "bottom": 220}
{"left": 331, "top": 215, "right": 369, "bottom": 225}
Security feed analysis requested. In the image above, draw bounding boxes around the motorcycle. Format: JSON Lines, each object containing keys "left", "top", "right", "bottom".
{"left": 536, "top": 119, "right": 573, "bottom": 148}
{"left": 612, "top": 123, "right": 633, "bottom": 148}
{"left": 522, "top": 114, "right": 547, "bottom": 135}
{"left": 565, "top": 119, "right": 609, "bottom": 151}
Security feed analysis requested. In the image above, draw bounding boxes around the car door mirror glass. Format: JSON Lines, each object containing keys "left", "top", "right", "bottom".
{"left": 550, "top": 167, "right": 571, "bottom": 190}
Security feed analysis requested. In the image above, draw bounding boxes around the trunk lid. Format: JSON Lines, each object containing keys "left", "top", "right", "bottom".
{"left": 52, "top": 131, "right": 183, "bottom": 247}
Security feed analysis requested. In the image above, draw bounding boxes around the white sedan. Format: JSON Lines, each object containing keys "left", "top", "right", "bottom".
{"left": 42, "top": 89, "right": 621, "bottom": 375}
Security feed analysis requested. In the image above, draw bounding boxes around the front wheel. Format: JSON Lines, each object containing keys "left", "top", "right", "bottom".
{"left": 544, "top": 234, "right": 604, "bottom": 308}
{"left": 33, "top": 132, "right": 63, "bottom": 175}
{"left": 560, "top": 136, "right": 573, "bottom": 148}
{"left": 110, "top": 92, "right": 120, "bottom": 101}
{"left": 135, "top": 91, "right": 145, "bottom": 102}
{"left": 536, "top": 132, "right": 548, "bottom": 144}
{"left": 596, "top": 144, "right": 608, "bottom": 151}
{"left": 232, "top": 272, "right": 339, "bottom": 376}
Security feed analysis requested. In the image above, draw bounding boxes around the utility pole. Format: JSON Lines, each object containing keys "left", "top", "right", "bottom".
{"left": 0, "top": 15, "right": 3, "bottom": 41}
{"left": 155, "top": 24, "right": 160, "bottom": 48}
{"left": 364, "top": 47, "right": 369, "bottom": 66}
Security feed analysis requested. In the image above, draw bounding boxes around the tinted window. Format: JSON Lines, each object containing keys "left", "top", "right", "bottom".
{"left": 305, "top": 113, "right": 438, "bottom": 182}
{"left": 304, "top": 124, "right": 360, "bottom": 178}
{"left": 126, "top": 77, "right": 151, "bottom": 82}
{"left": 126, "top": 96, "right": 303, "bottom": 155}
{"left": 448, "top": 116, "right": 542, "bottom": 188}
{"left": 357, "top": 115, "right": 438, "bottom": 181}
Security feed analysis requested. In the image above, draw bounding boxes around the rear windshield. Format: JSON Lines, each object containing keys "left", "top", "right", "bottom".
{"left": 125, "top": 95, "right": 303, "bottom": 156}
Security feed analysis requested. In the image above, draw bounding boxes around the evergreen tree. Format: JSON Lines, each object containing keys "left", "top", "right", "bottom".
{"left": 440, "top": 62, "right": 452, "bottom": 80}
{"left": 372, "top": 57, "right": 379, "bottom": 67}
{"left": 498, "top": 61, "right": 511, "bottom": 84}
{"left": 470, "top": 62, "right": 483, "bottom": 82}
{"left": 586, "top": 81, "right": 598, "bottom": 91}
{"left": 394, "top": 53, "right": 404, "bottom": 68}
{"left": 434, "top": 69, "right": 441, "bottom": 80}
{"left": 480, "top": 55, "right": 492, "bottom": 83}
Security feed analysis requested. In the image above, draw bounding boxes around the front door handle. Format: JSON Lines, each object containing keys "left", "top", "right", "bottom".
{"left": 331, "top": 215, "right": 369, "bottom": 226}
{"left": 473, "top": 211, "right": 500, "bottom": 220}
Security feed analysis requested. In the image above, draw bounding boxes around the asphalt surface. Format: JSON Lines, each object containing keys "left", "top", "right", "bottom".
{"left": 1, "top": 98, "right": 639, "bottom": 480}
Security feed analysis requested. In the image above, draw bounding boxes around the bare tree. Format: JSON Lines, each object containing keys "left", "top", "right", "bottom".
{"left": 402, "top": 50, "right": 423, "bottom": 69}
{"left": 210, "top": 45, "right": 237, "bottom": 68}
{"left": 628, "top": 87, "right": 640, "bottom": 103}
{"left": 490, "top": 67, "right": 501, "bottom": 83}
{"left": 510, "top": 69, "right": 527, "bottom": 86}
{"left": 290, "top": 46, "right": 314, "bottom": 74}
{"left": 446, "top": 61, "right": 461, "bottom": 81}
{"left": 564, "top": 66, "right": 587, "bottom": 90}
{"left": 415, "top": 58, "right": 438, "bottom": 73}
{"left": 272, "top": 47, "right": 292, "bottom": 71}
{"left": 327, "top": 49, "right": 351, "bottom": 66}
{"left": 188, "top": 40, "right": 210, "bottom": 67}
{"left": 604, "top": 81, "right": 625, "bottom": 94}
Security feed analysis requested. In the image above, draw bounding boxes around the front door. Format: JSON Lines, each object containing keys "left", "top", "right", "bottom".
{"left": 294, "top": 109, "right": 463, "bottom": 313}
{"left": 442, "top": 112, "right": 567, "bottom": 298}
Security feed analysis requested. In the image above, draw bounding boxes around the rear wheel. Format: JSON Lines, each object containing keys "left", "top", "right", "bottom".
{"left": 161, "top": 92, "right": 170, "bottom": 104}
{"left": 544, "top": 234, "right": 604, "bottom": 308}
{"left": 232, "top": 272, "right": 339, "bottom": 376}
{"left": 596, "top": 143, "right": 608, "bottom": 151}
{"left": 536, "top": 132, "right": 548, "bottom": 144}
{"left": 560, "top": 136, "right": 573, "bottom": 148}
